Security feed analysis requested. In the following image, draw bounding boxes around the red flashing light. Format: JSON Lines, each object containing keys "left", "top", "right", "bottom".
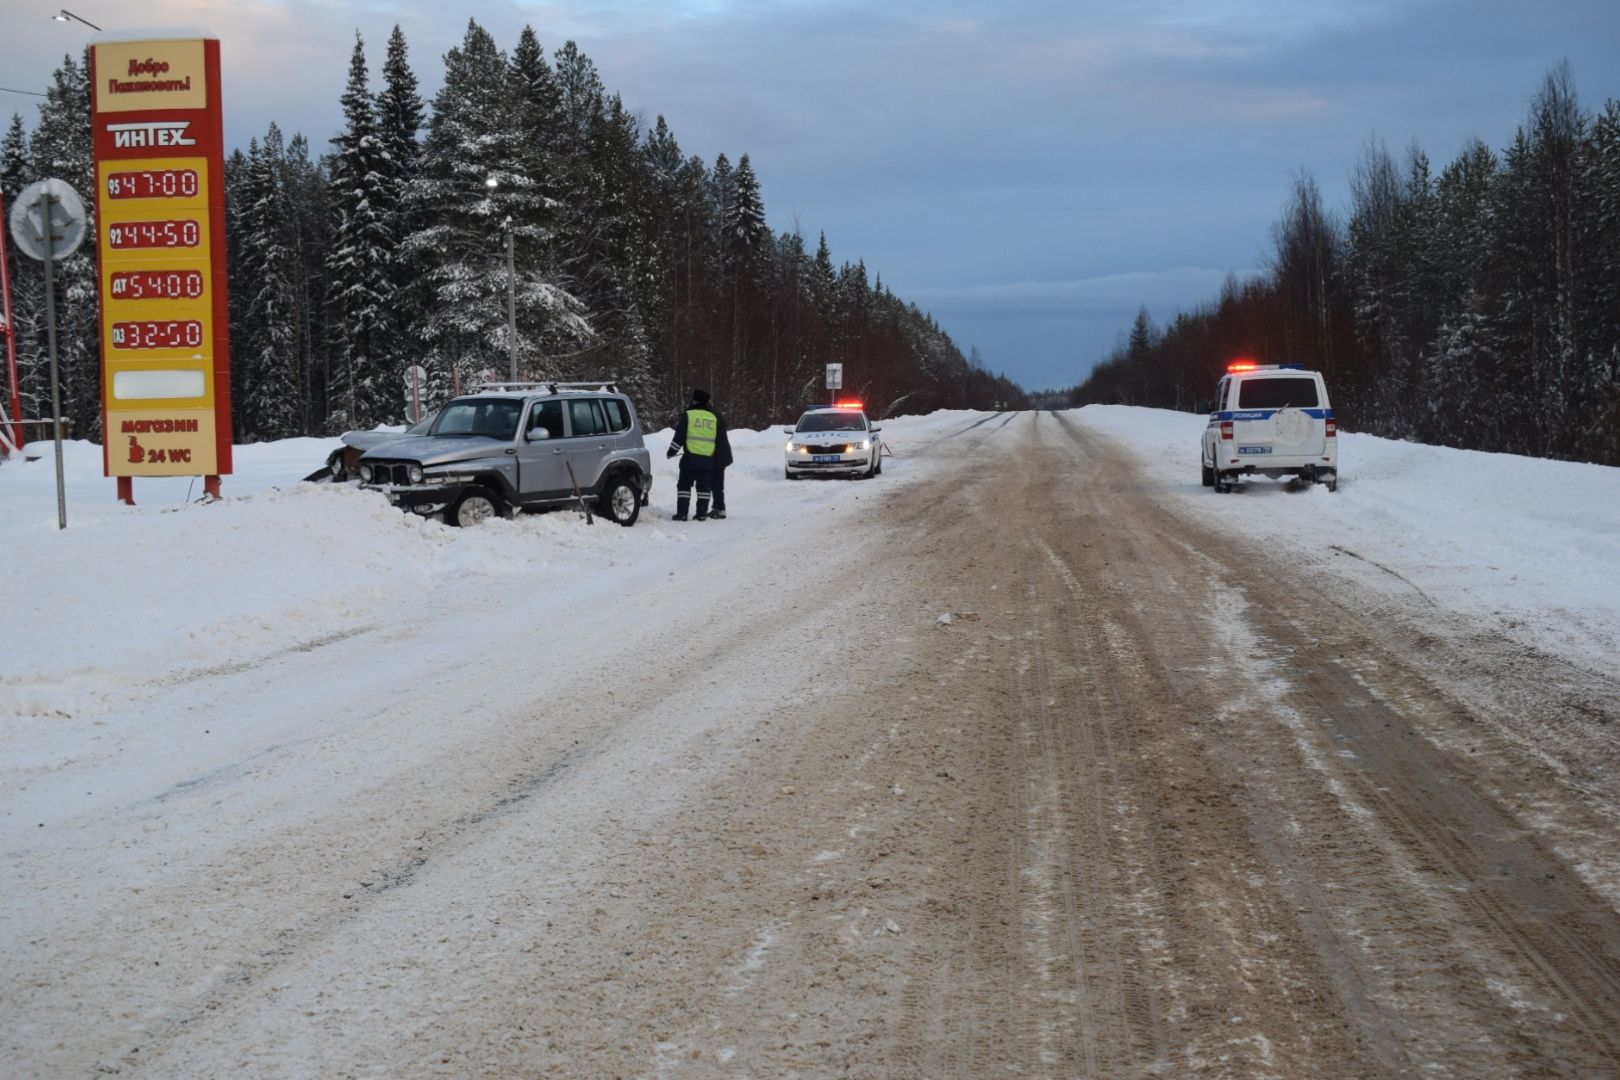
{"left": 835, "top": 399, "right": 864, "bottom": 410}
{"left": 1227, "top": 359, "right": 1259, "bottom": 373}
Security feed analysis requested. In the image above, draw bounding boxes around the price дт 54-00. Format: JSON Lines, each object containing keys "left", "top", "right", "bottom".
{"left": 110, "top": 270, "right": 205, "bottom": 300}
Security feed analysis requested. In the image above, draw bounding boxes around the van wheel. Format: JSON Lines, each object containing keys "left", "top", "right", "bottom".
{"left": 451, "top": 489, "right": 502, "bottom": 527}
{"left": 599, "top": 474, "right": 641, "bottom": 526}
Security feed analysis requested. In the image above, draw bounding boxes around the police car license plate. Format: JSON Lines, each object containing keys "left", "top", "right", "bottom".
{"left": 813, "top": 454, "right": 841, "bottom": 462}
{"left": 1238, "top": 446, "right": 1272, "bottom": 455}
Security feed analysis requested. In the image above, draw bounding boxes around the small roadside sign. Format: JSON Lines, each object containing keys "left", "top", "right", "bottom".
{"left": 9, "top": 179, "right": 87, "bottom": 262}
{"left": 826, "top": 363, "right": 843, "bottom": 390}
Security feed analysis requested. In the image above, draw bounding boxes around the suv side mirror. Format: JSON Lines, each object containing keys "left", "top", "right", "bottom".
{"left": 1195, "top": 400, "right": 1213, "bottom": 415}
{"left": 527, "top": 427, "right": 551, "bottom": 441}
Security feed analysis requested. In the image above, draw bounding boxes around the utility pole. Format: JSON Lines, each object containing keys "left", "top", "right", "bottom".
{"left": 505, "top": 218, "right": 517, "bottom": 382}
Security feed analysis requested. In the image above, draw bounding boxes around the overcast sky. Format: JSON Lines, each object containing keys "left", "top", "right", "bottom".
{"left": 6, "top": 0, "right": 1619, "bottom": 390}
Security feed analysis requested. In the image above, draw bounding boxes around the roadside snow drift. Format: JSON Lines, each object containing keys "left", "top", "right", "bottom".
{"left": 1079, "top": 405, "right": 1620, "bottom": 674}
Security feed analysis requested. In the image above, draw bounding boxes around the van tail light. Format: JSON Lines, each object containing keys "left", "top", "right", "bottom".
{"left": 1325, "top": 418, "right": 1337, "bottom": 438}
{"left": 1219, "top": 421, "right": 1233, "bottom": 441}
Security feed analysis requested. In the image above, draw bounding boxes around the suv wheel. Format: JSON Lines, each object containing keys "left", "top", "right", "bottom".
{"left": 451, "top": 489, "right": 503, "bottom": 527}
{"left": 1201, "top": 458, "right": 1214, "bottom": 487}
{"left": 599, "top": 474, "right": 642, "bottom": 527}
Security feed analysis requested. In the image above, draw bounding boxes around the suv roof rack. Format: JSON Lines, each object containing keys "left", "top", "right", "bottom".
{"left": 473, "top": 378, "right": 620, "bottom": 394}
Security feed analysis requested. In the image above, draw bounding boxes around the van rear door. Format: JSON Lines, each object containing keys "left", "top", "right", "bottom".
{"left": 1233, "top": 375, "right": 1325, "bottom": 459}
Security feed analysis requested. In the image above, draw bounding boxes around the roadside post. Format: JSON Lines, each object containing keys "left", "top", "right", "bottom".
{"left": 9, "top": 178, "right": 89, "bottom": 529}
{"left": 405, "top": 364, "right": 427, "bottom": 423}
{"left": 0, "top": 188, "right": 23, "bottom": 450}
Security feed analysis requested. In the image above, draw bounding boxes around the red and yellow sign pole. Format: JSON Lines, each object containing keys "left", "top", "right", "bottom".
{"left": 90, "top": 38, "right": 233, "bottom": 503}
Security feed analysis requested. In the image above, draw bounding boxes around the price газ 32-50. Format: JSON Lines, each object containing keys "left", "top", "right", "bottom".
{"left": 109, "top": 270, "right": 205, "bottom": 300}
{"left": 107, "top": 220, "right": 201, "bottom": 249}
{"left": 112, "top": 320, "right": 205, "bottom": 350}
{"left": 106, "top": 169, "right": 200, "bottom": 199}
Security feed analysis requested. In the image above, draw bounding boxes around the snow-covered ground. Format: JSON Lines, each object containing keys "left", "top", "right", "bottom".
{"left": 0, "top": 411, "right": 970, "bottom": 732}
{"left": 4, "top": 405, "right": 1616, "bottom": 728}
{"left": 1080, "top": 405, "right": 1620, "bottom": 676}
{"left": 4, "top": 406, "right": 1619, "bottom": 1075}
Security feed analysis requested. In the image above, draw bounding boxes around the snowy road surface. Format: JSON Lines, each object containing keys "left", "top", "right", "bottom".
{"left": 3, "top": 409, "right": 1620, "bottom": 1076}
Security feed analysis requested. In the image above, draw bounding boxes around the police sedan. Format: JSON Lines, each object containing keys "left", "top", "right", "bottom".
{"left": 783, "top": 403, "right": 882, "bottom": 479}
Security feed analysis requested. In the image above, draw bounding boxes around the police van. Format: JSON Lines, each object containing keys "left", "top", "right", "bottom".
{"left": 1201, "top": 361, "right": 1337, "bottom": 492}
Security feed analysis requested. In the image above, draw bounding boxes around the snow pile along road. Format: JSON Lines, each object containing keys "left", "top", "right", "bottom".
{"left": 0, "top": 411, "right": 966, "bottom": 729}
{"left": 1078, "top": 404, "right": 1620, "bottom": 675}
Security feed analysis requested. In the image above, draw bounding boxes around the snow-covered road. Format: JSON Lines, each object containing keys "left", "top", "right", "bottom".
{"left": 3, "top": 408, "right": 1618, "bottom": 1076}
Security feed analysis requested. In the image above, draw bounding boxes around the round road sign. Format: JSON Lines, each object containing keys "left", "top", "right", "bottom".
{"left": 9, "top": 179, "right": 88, "bottom": 262}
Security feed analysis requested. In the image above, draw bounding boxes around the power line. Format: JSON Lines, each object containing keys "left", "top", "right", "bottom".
{"left": 1, "top": 87, "right": 48, "bottom": 98}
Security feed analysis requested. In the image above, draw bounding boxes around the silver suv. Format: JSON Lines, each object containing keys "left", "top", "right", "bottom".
{"left": 359, "top": 381, "right": 653, "bottom": 526}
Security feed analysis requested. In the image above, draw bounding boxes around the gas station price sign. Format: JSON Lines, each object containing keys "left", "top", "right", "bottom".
{"left": 106, "top": 168, "right": 200, "bottom": 200}
{"left": 106, "top": 219, "right": 202, "bottom": 249}
{"left": 91, "top": 38, "right": 232, "bottom": 487}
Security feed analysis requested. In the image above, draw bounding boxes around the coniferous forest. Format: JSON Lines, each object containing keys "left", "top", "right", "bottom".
{"left": 1066, "top": 64, "right": 1620, "bottom": 466}
{"left": 2, "top": 20, "right": 1027, "bottom": 444}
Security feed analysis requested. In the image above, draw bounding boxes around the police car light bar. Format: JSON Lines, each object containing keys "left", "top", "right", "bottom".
{"left": 1226, "top": 360, "right": 1307, "bottom": 373}
{"left": 834, "top": 399, "right": 864, "bottom": 409}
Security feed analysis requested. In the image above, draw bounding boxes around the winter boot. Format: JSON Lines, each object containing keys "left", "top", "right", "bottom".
{"left": 693, "top": 491, "right": 711, "bottom": 521}
{"left": 709, "top": 510, "right": 726, "bottom": 519}
{"left": 672, "top": 491, "right": 690, "bottom": 521}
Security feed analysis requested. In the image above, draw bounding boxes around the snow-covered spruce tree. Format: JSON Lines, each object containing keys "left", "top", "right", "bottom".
{"left": 1393, "top": 148, "right": 1442, "bottom": 440}
{"left": 1427, "top": 139, "right": 1498, "bottom": 446}
{"left": 576, "top": 95, "right": 659, "bottom": 404}
{"left": 234, "top": 127, "right": 303, "bottom": 440}
{"left": 375, "top": 24, "right": 425, "bottom": 391}
{"left": 1576, "top": 99, "right": 1620, "bottom": 462}
{"left": 400, "top": 20, "right": 590, "bottom": 398}
{"left": 376, "top": 25, "right": 424, "bottom": 191}
{"left": 2, "top": 113, "right": 44, "bottom": 425}
{"left": 281, "top": 133, "right": 329, "bottom": 432}
{"left": 29, "top": 51, "right": 100, "bottom": 440}
{"left": 326, "top": 33, "right": 396, "bottom": 430}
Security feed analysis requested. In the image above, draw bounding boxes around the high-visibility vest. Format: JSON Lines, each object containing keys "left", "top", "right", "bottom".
{"left": 685, "top": 408, "right": 718, "bottom": 456}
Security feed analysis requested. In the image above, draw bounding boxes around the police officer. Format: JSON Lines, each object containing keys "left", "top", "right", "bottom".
{"left": 710, "top": 423, "right": 733, "bottom": 520}
{"left": 668, "top": 388, "right": 725, "bottom": 521}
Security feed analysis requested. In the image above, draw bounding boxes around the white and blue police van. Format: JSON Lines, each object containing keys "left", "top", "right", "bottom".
{"left": 1201, "top": 362, "right": 1337, "bottom": 492}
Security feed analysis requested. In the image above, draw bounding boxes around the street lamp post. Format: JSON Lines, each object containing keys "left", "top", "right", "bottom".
{"left": 52, "top": 9, "right": 103, "bottom": 31}
{"left": 484, "top": 176, "right": 518, "bottom": 383}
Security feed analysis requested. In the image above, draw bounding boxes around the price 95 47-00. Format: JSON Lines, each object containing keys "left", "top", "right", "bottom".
{"left": 107, "top": 169, "right": 200, "bottom": 200}
{"left": 110, "top": 270, "right": 205, "bottom": 301}
{"left": 112, "top": 320, "right": 205, "bottom": 351}
{"left": 107, "top": 220, "right": 201, "bottom": 250}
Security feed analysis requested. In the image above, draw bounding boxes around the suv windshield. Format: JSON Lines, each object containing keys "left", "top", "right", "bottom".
{"left": 1237, "top": 377, "right": 1319, "bottom": 410}
{"left": 797, "top": 411, "right": 866, "bottom": 433}
{"left": 431, "top": 399, "right": 524, "bottom": 440}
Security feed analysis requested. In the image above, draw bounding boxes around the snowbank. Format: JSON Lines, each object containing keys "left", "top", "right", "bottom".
{"left": 1077, "top": 405, "right": 1620, "bottom": 673}
{"left": 0, "top": 412, "right": 976, "bottom": 728}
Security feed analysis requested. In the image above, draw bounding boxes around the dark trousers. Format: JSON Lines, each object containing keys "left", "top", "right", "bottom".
{"left": 676, "top": 455, "right": 712, "bottom": 517}
{"left": 711, "top": 465, "right": 727, "bottom": 512}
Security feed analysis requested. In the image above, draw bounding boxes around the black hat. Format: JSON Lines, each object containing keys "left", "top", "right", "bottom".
{"left": 691, "top": 388, "right": 711, "bottom": 405}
